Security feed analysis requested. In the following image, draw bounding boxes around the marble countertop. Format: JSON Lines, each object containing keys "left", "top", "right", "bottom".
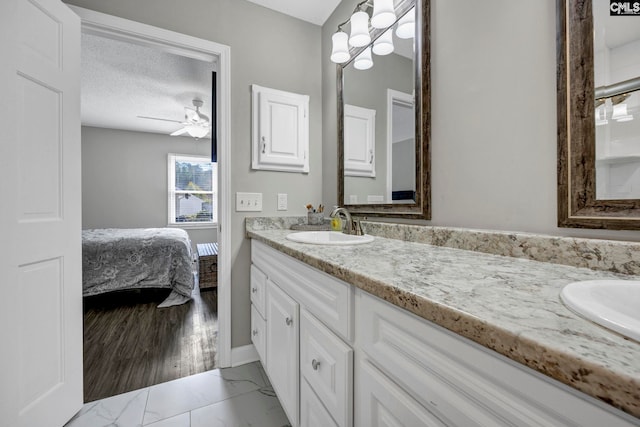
{"left": 247, "top": 228, "right": 640, "bottom": 418}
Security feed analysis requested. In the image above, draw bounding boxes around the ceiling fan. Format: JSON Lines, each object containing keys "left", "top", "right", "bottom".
{"left": 138, "top": 99, "right": 210, "bottom": 139}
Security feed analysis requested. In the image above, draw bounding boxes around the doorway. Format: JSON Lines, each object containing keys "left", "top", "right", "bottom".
{"left": 71, "top": 4, "right": 232, "bottom": 399}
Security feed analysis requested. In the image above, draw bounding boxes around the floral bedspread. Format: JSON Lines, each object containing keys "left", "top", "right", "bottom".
{"left": 82, "top": 228, "right": 194, "bottom": 306}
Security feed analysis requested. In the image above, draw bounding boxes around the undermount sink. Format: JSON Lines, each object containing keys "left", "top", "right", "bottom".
{"left": 286, "top": 231, "right": 374, "bottom": 245}
{"left": 560, "top": 280, "right": 640, "bottom": 342}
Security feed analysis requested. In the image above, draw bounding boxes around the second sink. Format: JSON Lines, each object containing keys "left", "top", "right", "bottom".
{"left": 286, "top": 231, "right": 374, "bottom": 245}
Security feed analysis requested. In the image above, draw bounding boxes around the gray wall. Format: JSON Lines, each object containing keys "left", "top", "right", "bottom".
{"left": 343, "top": 52, "right": 413, "bottom": 203}
{"left": 67, "top": 0, "right": 323, "bottom": 349}
{"left": 81, "top": 126, "right": 216, "bottom": 248}
{"left": 323, "top": 0, "right": 640, "bottom": 242}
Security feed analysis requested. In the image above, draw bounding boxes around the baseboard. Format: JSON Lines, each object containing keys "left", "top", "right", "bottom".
{"left": 230, "top": 344, "right": 259, "bottom": 367}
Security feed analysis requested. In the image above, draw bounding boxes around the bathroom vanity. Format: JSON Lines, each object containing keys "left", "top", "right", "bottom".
{"left": 247, "top": 220, "right": 640, "bottom": 427}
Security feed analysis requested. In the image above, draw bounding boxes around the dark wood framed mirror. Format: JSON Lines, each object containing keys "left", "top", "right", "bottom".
{"left": 557, "top": 0, "right": 640, "bottom": 229}
{"left": 337, "top": 0, "right": 430, "bottom": 219}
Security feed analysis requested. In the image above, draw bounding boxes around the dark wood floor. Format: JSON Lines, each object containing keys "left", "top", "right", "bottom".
{"left": 83, "top": 285, "right": 217, "bottom": 402}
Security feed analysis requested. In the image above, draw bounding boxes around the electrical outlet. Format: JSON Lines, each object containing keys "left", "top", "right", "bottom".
{"left": 236, "top": 192, "right": 263, "bottom": 212}
{"left": 277, "top": 193, "right": 287, "bottom": 211}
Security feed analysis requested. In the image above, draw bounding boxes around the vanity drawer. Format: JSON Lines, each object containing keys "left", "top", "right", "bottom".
{"left": 250, "top": 304, "right": 266, "bottom": 365}
{"left": 356, "top": 290, "right": 637, "bottom": 427}
{"left": 250, "top": 264, "right": 267, "bottom": 317}
{"left": 252, "top": 240, "right": 354, "bottom": 342}
{"left": 355, "top": 357, "right": 446, "bottom": 427}
{"left": 300, "top": 309, "right": 352, "bottom": 427}
{"left": 301, "top": 377, "right": 339, "bottom": 427}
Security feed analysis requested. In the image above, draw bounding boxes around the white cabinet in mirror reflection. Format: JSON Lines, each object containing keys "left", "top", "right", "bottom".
{"left": 344, "top": 104, "right": 376, "bottom": 178}
{"left": 251, "top": 84, "right": 309, "bottom": 173}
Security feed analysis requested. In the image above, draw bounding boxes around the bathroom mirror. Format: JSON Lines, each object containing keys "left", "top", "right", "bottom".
{"left": 557, "top": 0, "right": 640, "bottom": 229}
{"left": 337, "top": 0, "right": 430, "bottom": 219}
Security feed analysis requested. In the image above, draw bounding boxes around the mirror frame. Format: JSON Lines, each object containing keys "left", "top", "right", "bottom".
{"left": 557, "top": 0, "right": 640, "bottom": 229}
{"left": 337, "top": 0, "right": 430, "bottom": 219}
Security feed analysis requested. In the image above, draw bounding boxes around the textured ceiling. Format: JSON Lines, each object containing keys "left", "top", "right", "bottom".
{"left": 81, "top": 33, "right": 215, "bottom": 139}
{"left": 244, "top": 0, "right": 341, "bottom": 25}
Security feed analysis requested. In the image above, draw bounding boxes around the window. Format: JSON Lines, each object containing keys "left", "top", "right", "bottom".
{"left": 168, "top": 154, "right": 217, "bottom": 226}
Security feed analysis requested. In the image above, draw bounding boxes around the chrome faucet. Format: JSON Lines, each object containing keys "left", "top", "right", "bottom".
{"left": 330, "top": 206, "right": 364, "bottom": 235}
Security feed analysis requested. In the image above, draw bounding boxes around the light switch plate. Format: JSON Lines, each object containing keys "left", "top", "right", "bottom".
{"left": 277, "top": 193, "right": 287, "bottom": 211}
{"left": 236, "top": 192, "right": 263, "bottom": 212}
{"left": 349, "top": 195, "right": 358, "bottom": 204}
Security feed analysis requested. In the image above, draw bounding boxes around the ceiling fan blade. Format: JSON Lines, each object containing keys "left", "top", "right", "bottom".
{"left": 137, "top": 115, "right": 183, "bottom": 123}
{"left": 170, "top": 127, "right": 189, "bottom": 136}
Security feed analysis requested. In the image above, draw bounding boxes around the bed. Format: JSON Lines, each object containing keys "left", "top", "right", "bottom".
{"left": 82, "top": 228, "right": 195, "bottom": 307}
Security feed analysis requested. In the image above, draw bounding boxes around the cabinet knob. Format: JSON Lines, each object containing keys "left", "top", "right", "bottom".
{"left": 252, "top": 329, "right": 258, "bottom": 336}
{"left": 251, "top": 287, "right": 257, "bottom": 293}
{"left": 285, "top": 317, "right": 293, "bottom": 326}
{"left": 311, "top": 359, "right": 320, "bottom": 370}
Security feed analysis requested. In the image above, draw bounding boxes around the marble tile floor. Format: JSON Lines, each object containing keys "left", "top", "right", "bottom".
{"left": 65, "top": 361, "right": 291, "bottom": 427}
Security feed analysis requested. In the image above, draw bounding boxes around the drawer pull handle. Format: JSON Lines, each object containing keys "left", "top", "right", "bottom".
{"left": 251, "top": 287, "right": 257, "bottom": 293}
{"left": 252, "top": 329, "right": 258, "bottom": 336}
{"left": 311, "top": 359, "right": 320, "bottom": 370}
{"left": 285, "top": 317, "right": 293, "bottom": 326}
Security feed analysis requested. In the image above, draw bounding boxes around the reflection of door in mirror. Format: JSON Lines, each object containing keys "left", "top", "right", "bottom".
{"left": 593, "top": 0, "right": 640, "bottom": 200}
{"left": 387, "top": 89, "right": 415, "bottom": 204}
{"left": 342, "top": 32, "right": 414, "bottom": 205}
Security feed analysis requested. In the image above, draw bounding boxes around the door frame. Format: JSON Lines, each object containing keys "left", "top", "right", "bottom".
{"left": 68, "top": 5, "right": 233, "bottom": 367}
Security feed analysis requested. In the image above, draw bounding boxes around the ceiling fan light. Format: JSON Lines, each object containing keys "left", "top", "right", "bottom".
{"left": 186, "top": 125, "right": 209, "bottom": 139}
{"left": 371, "top": 0, "right": 396, "bottom": 29}
{"left": 331, "top": 31, "right": 351, "bottom": 63}
{"left": 354, "top": 47, "right": 373, "bottom": 70}
{"left": 396, "top": 7, "right": 415, "bottom": 39}
{"left": 349, "top": 11, "right": 371, "bottom": 47}
{"left": 372, "top": 28, "right": 394, "bottom": 55}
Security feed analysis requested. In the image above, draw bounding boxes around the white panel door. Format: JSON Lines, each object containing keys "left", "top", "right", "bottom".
{"left": 0, "top": 1, "right": 83, "bottom": 426}
{"left": 266, "top": 279, "right": 300, "bottom": 427}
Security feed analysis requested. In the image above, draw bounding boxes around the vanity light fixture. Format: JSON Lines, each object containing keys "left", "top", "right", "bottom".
{"left": 330, "top": 0, "right": 414, "bottom": 67}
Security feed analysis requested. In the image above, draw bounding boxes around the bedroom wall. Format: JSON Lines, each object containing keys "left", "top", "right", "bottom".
{"left": 66, "top": 0, "right": 323, "bottom": 350}
{"left": 81, "top": 126, "right": 216, "bottom": 248}
{"left": 322, "top": 0, "right": 640, "bottom": 242}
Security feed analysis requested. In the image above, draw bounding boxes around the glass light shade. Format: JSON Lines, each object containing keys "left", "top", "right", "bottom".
{"left": 371, "top": 0, "right": 396, "bottom": 29}
{"left": 330, "top": 31, "right": 351, "bottom": 63}
{"left": 187, "top": 125, "right": 210, "bottom": 139}
{"left": 349, "top": 11, "right": 371, "bottom": 47}
{"left": 612, "top": 103, "right": 634, "bottom": 122}
{"left": 354, "top": 47, "right": 373, "bottom": 70}
{"left": 595, "top": 107, "right": 608, "bottom": 126}
{"left": 372, "top": 28, "right": 394, "bottom": 56}
{"left": 396, "top": 7, "right": 415, "bottom": 39}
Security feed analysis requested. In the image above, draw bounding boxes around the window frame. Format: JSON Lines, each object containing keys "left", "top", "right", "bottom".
{"left": 167, "top": 153, "right": 217, "bottom": 228}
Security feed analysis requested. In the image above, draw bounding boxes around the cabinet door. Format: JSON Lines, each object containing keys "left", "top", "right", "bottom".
{"left": 266, "top": 279, "right": 299, "bottom": 427}
{"left": 356, "top": 358, "right": 446, "bottom": 427}
{"left": 250, "top": 304, "right": 266, "bottom": 365}
{"left": 300, "top": 309, "right": 352, "bottom": 427}
{"left": 344, "top": 104, "right": 376, "bottom": 177}
{"left": 250, "top": 264, "right": 267, "bottom": 317}
{"left": 252, "top": 84, "right": 309, "bottom": 173}
{"left": 301, "top": 378, "right": 339, "bottom": 427}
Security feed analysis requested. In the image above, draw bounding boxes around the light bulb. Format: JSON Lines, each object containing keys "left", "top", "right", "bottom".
{"left": 354, "top": 47, "right": 373, "bottom": 70}
{"left": 371, "top": 0, "right": 396, "bottom": 29}
{"left": 396, "top": 7, "right": 415, "bottom": 39}
{"left": 330, "top": 31, "right": 351, "bottom": 63}
{"left": 372, "top": 28, "right": 394, "bottom": 56}
{"left": 349, "top": 11, "right": 371, "bottom": 47}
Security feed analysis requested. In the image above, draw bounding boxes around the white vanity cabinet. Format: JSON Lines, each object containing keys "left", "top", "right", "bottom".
{"left": 355, "top": 289, "right": 638, "bottom": 427}
{"left": 251, "top": 240, "right": 354, "bottom": 427}
{"left": 250, "top": 239, "right": 637, "bottom": 427}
